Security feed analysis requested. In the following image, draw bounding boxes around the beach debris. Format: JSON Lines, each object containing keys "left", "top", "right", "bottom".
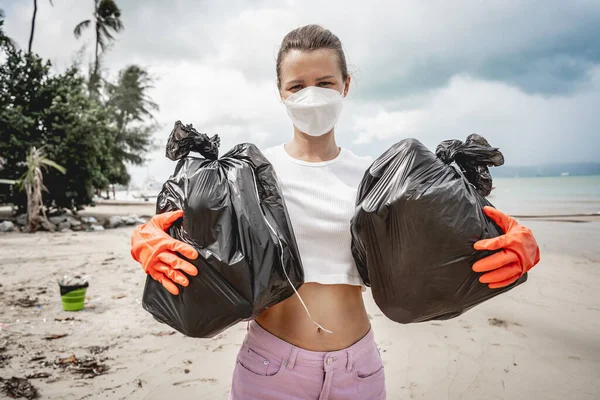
{"left": 0, "top": 354, "right": 12, "bottom": 368}
{"left": 488, "top": 318, "right": 509, "bottom": 328}
{"left": 30, "top": 355, "right": 46, "bottom": 362}
{"left": 90, "top": 225, "right": 104, "bottom": 232}
{"left": 55, "top": 354, "right": 109, "bottom": 378}
{"left": 212, "top": 345, "right": 224, "bottom": 352}
{"left": 58, "top": 354, "right": 78, "bottom": 365}
{"left": 102, "top": 257, "right": 117, "bottom": 266}
{"left": 0, "top": 377, "right": 38, "bottom": 399}
{"left": 10, "top": 296, "right": 40, "bottom": 308}
{"left": 152, "top": 331, "right": 176, "bottom": 337}
{"left": 54, "top": 317, "right": 76, "bottom": 322}
{"left": 172, "top": 378, "right": 218, "bottom": 386}
{"left": 25, "top": 373, "right": 50, "bottom": 380}
{"left": 111, "top": 294, "right": 127, "bottom": 299}
{"left": 86, "top": 346, "right": 109, "bottom": 355}
{"left": 0, "top": 221, "right": 15, "bottom": 232}
{"left": 43, "top": 334, "right": 69, "bottom": 341}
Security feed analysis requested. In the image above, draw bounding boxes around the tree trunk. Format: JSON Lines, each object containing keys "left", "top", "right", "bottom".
{"left": 94, "top": 0, "right": 100, "bottom": 78}
{"left": 94, "top": 24, "right": 99, "bottom": 76}
{"left": 28, "top": 0, "right": 38, "bottom": 53}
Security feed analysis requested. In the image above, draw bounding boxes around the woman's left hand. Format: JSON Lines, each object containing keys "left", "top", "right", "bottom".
{"left": 472, "top": 206, "right": 541, "bottom": 289}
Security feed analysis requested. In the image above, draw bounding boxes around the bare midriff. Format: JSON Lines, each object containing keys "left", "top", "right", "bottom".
{"left": 255, "top": 282, "right": 371, "bottom": 352}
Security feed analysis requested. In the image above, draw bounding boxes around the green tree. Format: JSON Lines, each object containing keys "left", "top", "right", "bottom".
{"left": 106, "top": 65, "right": 158, "bottom": 175}
{"left": 0, "top": 9, "right": 17, "bottom": 50}
{"left": 28, "top": 0, "right": 54, "bottom": 53}
{"left": 73, "top": 0, "right": 123, "bottom": 93}
{"left": 107, "top": 66, "right": 158, "bottom": 134}
{"left": 0, "top": 49, "right": 119, "bottom": 211}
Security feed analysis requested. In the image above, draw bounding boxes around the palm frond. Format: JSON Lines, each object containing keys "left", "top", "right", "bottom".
{"left": 99, "top": 24, "right": 115, "bottom": 42}
{"left": 74, "top": 19, "right": 91, "bottom": 38}
{"left": 40, "top": 158, "right": 66, "bottom": 174}
{"left": 104, "top": 17, "right": 123, "bottom": 32}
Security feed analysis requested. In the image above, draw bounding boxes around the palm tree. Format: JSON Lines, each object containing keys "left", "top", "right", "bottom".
{"left": 0, "top": 147, "right": 66, "bottom": 232}
{"left": 28, "top": 0, "right": 53, "bottom": 53}
{"left": 107, "top": 65, "right": 158, "bottom": 134}
{"left": 0, "top": 9, "right": 18, "bottom": 50}
{"left": 105, "top": 65, "right": 157, "bottom": 169}
{"left": 22, "top": 147, "right": 66, "bottom": 231}
{"left": 73, "top": 0, "right": 123, "bottom": 87}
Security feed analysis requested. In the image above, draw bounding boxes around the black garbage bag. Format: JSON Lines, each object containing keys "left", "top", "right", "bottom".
{"left": 351, "top": 134, "right": 527, "bottom": 324}
{"left": 142, "top": 121, "right": 304, "bottom": 338}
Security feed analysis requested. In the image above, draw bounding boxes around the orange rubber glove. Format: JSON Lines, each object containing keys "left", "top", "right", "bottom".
{"left": 131, "top": 210, "right": 199, "bottom": 295}
{"left": 473, "top": 206, "right": 540, "bottom": 289}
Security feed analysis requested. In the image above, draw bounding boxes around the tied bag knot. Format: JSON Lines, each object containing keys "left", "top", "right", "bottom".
{"left": 166, "top": 121, "right": 221, "bottom": 161}
{"left": 435, "top": 133, "right": 504, "bottom": 197}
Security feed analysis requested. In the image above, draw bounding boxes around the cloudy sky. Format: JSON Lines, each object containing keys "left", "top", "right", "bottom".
{"left": 3, "top": 0, "right": 600, "bottom": 185}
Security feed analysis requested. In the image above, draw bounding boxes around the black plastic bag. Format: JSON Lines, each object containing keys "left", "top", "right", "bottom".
{"left": 142, "top": 121, "right": 304, "bottom": 338}
{"left": 351, "top": 134, "right": 527, "bottom": 324}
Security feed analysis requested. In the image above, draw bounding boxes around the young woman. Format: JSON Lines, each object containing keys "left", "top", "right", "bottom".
{"left": 131, "top": 25, "right": 540, "bottom": 400}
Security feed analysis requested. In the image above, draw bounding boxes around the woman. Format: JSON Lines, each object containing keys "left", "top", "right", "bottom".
{"left": 131, "top": 25, "right": 540, "bottom": 399}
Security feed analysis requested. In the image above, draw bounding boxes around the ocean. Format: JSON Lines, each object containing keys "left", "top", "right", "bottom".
{"left": 113, "top": 175, "right": 600, "bottom": 217}
{"left": 488, "top": 175, "right": 600, "bottom": 216}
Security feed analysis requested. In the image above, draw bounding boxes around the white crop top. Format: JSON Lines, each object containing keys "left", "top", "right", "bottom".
{"left": 261, "top": 144, "right": 373, "bottom": 287}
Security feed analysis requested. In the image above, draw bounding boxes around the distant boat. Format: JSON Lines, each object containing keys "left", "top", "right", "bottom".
{"left": 560, "top": 172, "right": 570, "bottom": 176}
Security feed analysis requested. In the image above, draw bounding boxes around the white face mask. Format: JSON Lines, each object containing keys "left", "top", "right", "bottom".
{"left": 282, "top": 86, "right": 345, "bottom": 136}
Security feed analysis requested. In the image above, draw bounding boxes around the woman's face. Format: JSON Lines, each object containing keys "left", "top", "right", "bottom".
{"left": 279, "top": 49, "right": 350, "bottom": 100}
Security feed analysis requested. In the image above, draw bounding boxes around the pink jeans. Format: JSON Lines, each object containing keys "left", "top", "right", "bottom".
{"left": 229, "top": 321, "right": 386, "bottom": 399}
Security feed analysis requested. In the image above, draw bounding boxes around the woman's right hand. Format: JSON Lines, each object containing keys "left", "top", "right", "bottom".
{"left": 131, "top": 210, "right": 198, "bottom": 295}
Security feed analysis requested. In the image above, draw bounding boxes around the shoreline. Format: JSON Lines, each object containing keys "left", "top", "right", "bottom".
{"left": 1, "top": 204, "right": 599, "bottom": 227}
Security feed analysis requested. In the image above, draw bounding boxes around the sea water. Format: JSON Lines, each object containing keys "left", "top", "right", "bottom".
{"left": 488, "top": 175, "right": 600, "bottom": 215}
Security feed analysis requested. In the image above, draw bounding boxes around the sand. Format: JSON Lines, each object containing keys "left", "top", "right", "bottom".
{"left": 0, "top": 205, "right": 599, "bottom": 400}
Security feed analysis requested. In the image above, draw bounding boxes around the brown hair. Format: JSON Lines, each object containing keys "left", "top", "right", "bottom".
{"left": 276, "top": 25, "right": 349, "bottom": 89}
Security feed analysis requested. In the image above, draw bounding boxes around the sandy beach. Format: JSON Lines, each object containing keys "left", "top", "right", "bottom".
{"left": 1, "top": 204, "right": 599, "bottom": 400}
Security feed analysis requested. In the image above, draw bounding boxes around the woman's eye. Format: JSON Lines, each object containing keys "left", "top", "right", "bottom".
{"left": 290, "top": 85, "right": 302, "bottom": 91}
{"left": 319, "top": 82, "right": 333, "bottom": 87}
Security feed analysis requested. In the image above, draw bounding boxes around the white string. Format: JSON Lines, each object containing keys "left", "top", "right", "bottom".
{"left": 251, "top": 170, "right": 333, "bottom": 334}
{"left": 277, "top": 252, "right": 333, "bottom": 334}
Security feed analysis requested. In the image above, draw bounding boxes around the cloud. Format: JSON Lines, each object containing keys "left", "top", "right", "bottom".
{"left": 349, "top": 69, "right": 600, "bottom": 165}
{"left": 2, "top": 0, "right": 599, "bottom": 185}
